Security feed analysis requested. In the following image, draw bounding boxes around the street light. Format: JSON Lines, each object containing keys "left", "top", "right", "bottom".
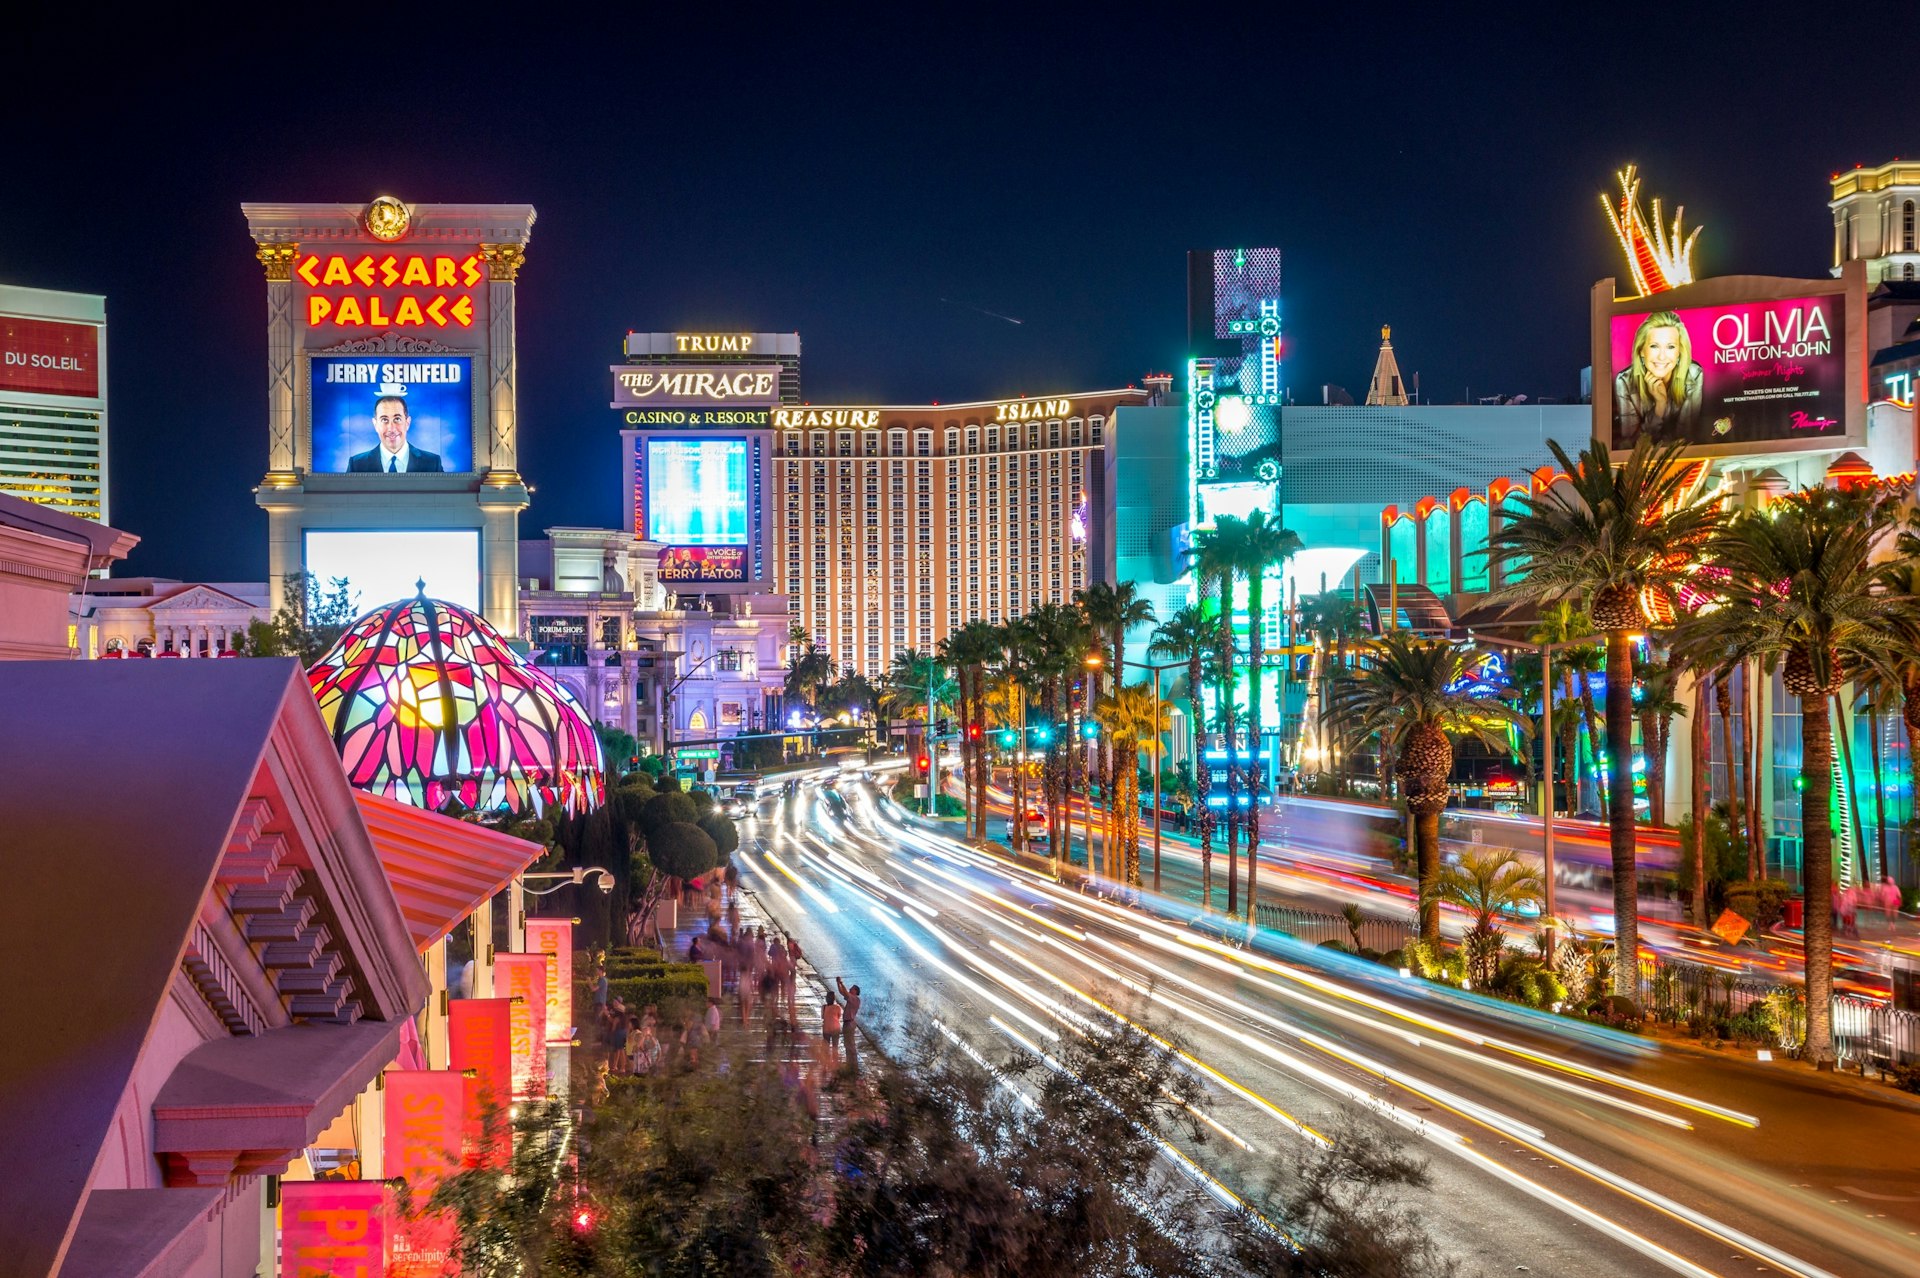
{"left": 510, "top": 866, "right": 614, "bottom": 951}
{"left": 1120, "top": 658, "right": 1186, "bottom": 894}
{"left": 1469, "top": 629, "right": 1626, "bottom": 955}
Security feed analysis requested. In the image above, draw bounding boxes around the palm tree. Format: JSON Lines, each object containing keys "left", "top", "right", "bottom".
{"left": 941, "top": 621, "right": 1003, "bottom": 841}
{"left": 1298, "top": 590, "right": 1366, "bottom": 792}
{"left": 1012, "top": 604, "right": 1095, "bottom": 858}
{"left": 1491, "top": 436, "right": 1722, "bottom": 997}
{"left": 1231, "top": 511, "right": 1304, "bottom": 916}
{"left": 783, "top": 641, "right": 837, "bottom": 753}
{"left": 1151, "top": 605, "right": 1215, "bottom": 903}
{"left": 1077, "top": 582, "right": 1158, "bottom": 859}
{"left": 1677, "top": 486, "right": 1909, "bottom": 1067}
{"left": 1096, "top": 683, "right": 1172, "bottom": 887}
{"left": 1633, "top": 647, "right": 1686, "bottom": 826}
{"left": 1330, "top": 632, "right": 1531, "bottom": 942}
{"left": 884, "top": 648, "right": 955, "bottom": 762}
{"left": 1192, "top": 519, "right": 1249, "bottom": 914}
{"left": 1438, "top": 847, "right": 1546, "bottom": 985}
{"left": 1865, "top": 510, "right": 1920, "bottom": 883}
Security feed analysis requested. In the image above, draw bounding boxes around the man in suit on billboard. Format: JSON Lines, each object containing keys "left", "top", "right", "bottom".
{"left": 348, "top": 390, "right": 444, "bottom": 473}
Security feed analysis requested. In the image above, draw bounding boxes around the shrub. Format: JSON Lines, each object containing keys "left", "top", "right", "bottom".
{"left": 608, "top": 965, "right": 710, "bottom": 1017}
{"left": 1491, "top": 954, "right": 1568, "bottom": 1009}
{"left": 1379, "top": 948, "right": 1407, "bottom": 971}
{"left": 1724, "top": 879, "right": 1793, "bottom": 930}
{"left": 1887, "top": 1063, "right": 1920, "bottom": 1094}
{"left": 1462, "top": 931, "right": 1506, "bottom": 987}
{"left": 1593, "top": 994, "right": 1642, "bottom": 1029}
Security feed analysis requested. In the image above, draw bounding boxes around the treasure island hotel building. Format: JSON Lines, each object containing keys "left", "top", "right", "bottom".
{"left": 616, "top": 331, "right": 1149, "bottom": 678}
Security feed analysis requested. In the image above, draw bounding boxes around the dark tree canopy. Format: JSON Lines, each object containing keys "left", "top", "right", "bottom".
{"left": 698, "top": 812, "right": 740, "bottom": 859}
{"left": 647, "top": 821, "right": 720, "bottom": 882}
{"left": 640, "top": 790, "right": 699, "bottom": 838}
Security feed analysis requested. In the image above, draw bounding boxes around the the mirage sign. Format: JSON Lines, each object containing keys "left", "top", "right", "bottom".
{"left": 609, "top": 364, "right": 780, "bottom": 408}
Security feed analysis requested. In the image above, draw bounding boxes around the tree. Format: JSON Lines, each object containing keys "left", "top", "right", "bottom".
{"left": 1076, "top": 582, "right": 1158, "bottom": 848}
{"left": 1331, "top": 633, "right": 1531, "bottom": 941}
{"left": 883, "top": 648, "right": 955, "bottom": 763}
{"left": 1229, "top": 510, "right": 1302, "bottom": 915}
{"left": 784, "top": 641, "right": 838, "bottom": 734}
{"left": 1096, "top": 683, "right": 1171, "bottom": 887}
{"left": 697, "top": 811, "right": 740, "bottom": 861}
{"left": 1491, "top": 436, "right": 1721, "bottom": 997}
{"left": 1678, "top": 486, "right": 1909, "bottom": 1067}
{"left": 640, "top": 790, "right": 699, "bottom": 840}
{"left": 941, "top": 620, "right": 1003, "bottom": 841}
{"left": 593, "top": 723, "right": 643, "bottom": 776}
{"left": 1437, "top": 847, "right": 1545, "bottom": 984}
{"left": 647, "top": 820, "right": 720, "bottom": 883}
{"left": 1150, "top": 605, "right": 1215, "bottom": 902}
{"left": 250, "top": 570, "right": 360, "bottom": 664}
{"left": 1191, "top": 520, "right": 1248, "bottom": 915}
{"left": 1297, "top": 590, "right": 1366, "bottom": 793}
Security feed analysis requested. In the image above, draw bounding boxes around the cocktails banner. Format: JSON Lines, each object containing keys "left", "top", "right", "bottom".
{"left": 448, "top": 997, "right": 512, "bottom": 1165}
{"left": 495, "top": 953, "right": 549, "bottom": 1095}
{"left": 280, "top": 1180, "right": 387, "bottom": 1278}
{"left": 1609, "top": 295, "right": 1846, "bottom": 450}
{"left": 524, "top": 918, "right": 574, "bottom": 1046}
{"left": 382, "top": 1070, "right": 463, "bottom": 1276}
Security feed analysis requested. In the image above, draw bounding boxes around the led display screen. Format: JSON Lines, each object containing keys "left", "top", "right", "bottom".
{"left": 1608, "top": 297, "right": 1846, "bottom": 450}
{"left": 645, "top": 438, "right": 749, "bottom": 546}
{"left": 303, "top": 529, "right": 481, "bottom": 612}
{"left": 310, "top": 356, "right": 473, "bottom": 474}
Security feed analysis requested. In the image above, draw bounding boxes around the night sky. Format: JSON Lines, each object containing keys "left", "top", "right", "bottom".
{"left": 8, "top": 9, "right": 1900, "bottom": 582}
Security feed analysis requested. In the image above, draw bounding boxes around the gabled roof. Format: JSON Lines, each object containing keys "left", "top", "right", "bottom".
{"left": 0, "top": 659, "right": 426, "bottom": 1278}
{"left": 355, "top": 790, "right": 546, "bottom": 950}
{"left": 145, "top": 583, "right": 261, "bottom": 612}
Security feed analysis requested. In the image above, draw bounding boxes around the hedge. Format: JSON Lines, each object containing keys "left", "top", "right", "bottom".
{"left": 608, "top": 965, "right": 710, "bottom": 1014}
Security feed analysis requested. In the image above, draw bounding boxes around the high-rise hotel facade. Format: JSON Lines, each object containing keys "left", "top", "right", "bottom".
{"left": 612, "top": 329, "right": 1150, "bottom": 678}
{"left": 771, "top": 391, "right": 1147, "bottom": 677}
{"left": 0, "top": 285, "right": 109, "bottom": 522}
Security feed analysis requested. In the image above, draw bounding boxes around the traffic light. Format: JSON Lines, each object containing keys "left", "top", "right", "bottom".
{"left": 1031, "top": 724, "right": 1053, "bottom": 746}
{"left": 936, "top": 717, "right": 950, "bottom": 736}
{"left": 998, "top": 728, "right": 1018, "bottom": 749}
{"left": 916, "top": 753, "right": 932, "bottom": 775}
{"left": 966, "top": 722, "right": 982, "bottom": 742}
{"left": 1081, "top": 720, "right": 1100, "bottom": 740}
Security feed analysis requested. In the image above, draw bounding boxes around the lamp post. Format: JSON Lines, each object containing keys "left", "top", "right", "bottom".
{"left": 1470, "top": 629, "right": 1625, "bottom": 956}
{"left": 1117, "top": 657, "right": 1185, "bottom": 894}
{"left": 510, "top": 866, "right": 615, "bottom": 952}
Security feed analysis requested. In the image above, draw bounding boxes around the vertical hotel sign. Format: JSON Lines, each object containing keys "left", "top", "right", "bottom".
{"left": 524, "top": 918, "right": 574, "bottom": 1045}
{"left": 280, "top": 1180, "right": 387, "bottom": 1278}
{"left": 495, "top": 953, "right": 548, "bottom": 1095}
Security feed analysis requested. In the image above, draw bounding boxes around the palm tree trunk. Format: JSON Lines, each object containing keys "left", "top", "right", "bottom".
{"left": 1745, "top": 664, "right": 1765, "bottom": 877}
{"left": 1604, "top": 631, "right": 1641, "bottom": 1000}
{"left": 1870, "top": 702, "right": 1889, "bottom": 885}
{"left": 1415, "top": 804, "right": 1442, "bottom": 942}
{"left": 1801, "top": 691, "right": 1837, "bottom": 1068}
{"left": 1246, "top": 574, "right": 1265, "bottom": 918}
{"left": 1690, "top": 676, "right": 1711, "bottom": 925}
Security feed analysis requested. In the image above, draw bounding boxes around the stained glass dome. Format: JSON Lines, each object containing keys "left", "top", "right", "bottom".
{"left": 309, "top": 592, "right": 605, "bottom": 816}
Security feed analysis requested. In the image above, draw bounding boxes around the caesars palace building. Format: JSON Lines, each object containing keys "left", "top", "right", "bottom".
{"left": 614, "top": 331, "right": 1152, "bottom": 679}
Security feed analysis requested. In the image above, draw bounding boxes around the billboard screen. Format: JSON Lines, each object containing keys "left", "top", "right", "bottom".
{"left": 1608, "top": 296, "right": 1846, "bottom": 449}
{"left": 303, "top": 529, "right": 481, "bottom": 612}
{"left": 311, "top": 356, "right": 473, "bottom": 474}
{"left": 0, "top": 315, "right": 99, "bottom": 397}
{"left": 657, "top": 546, "right": 747, "bottom": 583}
{"left": 645, "top": 439, "right": 749, "bottom": 545}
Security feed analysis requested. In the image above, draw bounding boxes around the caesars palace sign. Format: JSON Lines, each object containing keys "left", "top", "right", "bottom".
{"left": 297, "top": 251, "right": 483, "bottom": 329}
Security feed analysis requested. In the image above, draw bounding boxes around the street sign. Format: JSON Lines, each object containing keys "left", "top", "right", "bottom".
{"left": 677, "top": 747, "right": 721, "bottom": 760}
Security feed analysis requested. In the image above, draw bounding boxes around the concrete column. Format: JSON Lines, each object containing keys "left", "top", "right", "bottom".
{"left": 425, "top": 941, "right": 449, "bottom": 1070}
{"left": 479, "top": 244, "right": 524, "bottom": 474}
{"left": 1666, "top": 671, "right": 1701, "bottom": 828}
{"left": 255, "top": 244, "right": 299, "bottom": 474}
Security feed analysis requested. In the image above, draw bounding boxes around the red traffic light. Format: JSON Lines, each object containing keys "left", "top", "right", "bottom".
{"left": 916, "top": 753, "right": 931, "bottom": 773}
{"left": 966, "top": 722, "right": 982, "bottom": 741}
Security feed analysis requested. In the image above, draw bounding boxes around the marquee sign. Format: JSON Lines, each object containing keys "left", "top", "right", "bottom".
{"left": 0, "top": 316, "right": 99, "bottom": 397}
{"left": 611, "top": 364, "right": 780, "bottom": 408}
{"left": 658, "top": 545, "right": 747, "bottom": 582}
{"left": 298, "top": 251, "right": 483, "bottom": 328}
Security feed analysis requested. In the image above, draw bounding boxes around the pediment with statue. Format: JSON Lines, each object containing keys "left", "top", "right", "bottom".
{"left": 148, "top": 585, "right": 260, "bottom": 614}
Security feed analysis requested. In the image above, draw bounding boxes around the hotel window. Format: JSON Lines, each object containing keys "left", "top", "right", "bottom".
{"left": 1069, "top": 420, "right": 1081, "bottom": 445}
{"left": 812, "top": 432, "right": 826, "bottom": 456}
{"left": 986, "top": 426, "right": 999, "bottom": 451}
{"left": 785, "top": 433, "right": 800, "bottom": 454}
{"left": 1906, "top": 200, "right": 1916, "bottom": 252}
{"left": 1907, "top": 263, "right": 1917, "bottom": 281}
{"left": 1091, "top": 416, "right": 1104, "bottom": 445}
{"left": 966, "top": 427, "right": 978, "bottom": 454}
{"left": 890, "top": 429, "right": 905, "bottom": 456}
{"left": 1048, "top": 422, "right": 1060, "bottom": 447}
{"left": 945, "top": 428, "right": 959, "bottom": 454}
{"left": 916, "top": 430, "right": 932, "bottom": 456}
{"left": 838, "top": 432, "right": 853, "bottom": 456}
{"left": 864, "top": 432, "right": 879, "bottom": 456}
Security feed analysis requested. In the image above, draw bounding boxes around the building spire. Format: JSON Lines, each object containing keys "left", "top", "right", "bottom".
{"left": 1365, "top": 326, "right": 1409, "bottom": 406}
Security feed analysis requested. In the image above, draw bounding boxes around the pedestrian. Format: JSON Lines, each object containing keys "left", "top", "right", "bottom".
{"left": 688, "top": 935, "right": 706, "bottom": 963}
{"left": 767, "top": 939, "right": 793, "bottom": 1028}
{"left": 783, "top": 938, "right": 803, "bottom": 1022}
{"left": 705, "top": 996, "right": 723, "bottom": 1039}
{"left": 633, "top": 1022, "right": 661, "bottom": 1074}
{"left": 821, "top": 989, "right": 843, "bottom": 1063}
{"left": 592, "top": 963, "right": 609, "bottom": 1014}
{"left": 607, "top": 1006, "right": 631, "bottom": 1075}
{"left": 835, "top": 975, "right": 861, "bottom": 1042}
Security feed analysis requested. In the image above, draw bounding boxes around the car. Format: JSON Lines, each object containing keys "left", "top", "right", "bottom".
{"left": 1021, "top": 809, "right": 1049, "bottom": 842}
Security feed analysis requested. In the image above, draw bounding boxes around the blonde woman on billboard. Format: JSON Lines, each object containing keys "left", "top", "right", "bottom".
{"left": 1614, "top": 310, "right": 1703, "bottom": 445}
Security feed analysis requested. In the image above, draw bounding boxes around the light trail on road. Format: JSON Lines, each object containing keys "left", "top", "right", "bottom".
{"left": 732, "top": 779, "right": 1918, "bottom": 1277}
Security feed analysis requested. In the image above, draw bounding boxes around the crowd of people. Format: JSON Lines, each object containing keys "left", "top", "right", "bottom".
{"left": 1833, "top": 877, "right": 1906, "bottom": 938}
{"left": 585, "top": 873, "right": 863, "bottom": 1101}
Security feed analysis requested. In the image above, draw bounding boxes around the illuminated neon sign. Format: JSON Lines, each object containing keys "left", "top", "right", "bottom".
{"left": 674, "top": 333, "right": 757, "bottom": 353}
{"left": 772, "top": 408, "right": 880, "bottom": 428}
{"left": 297, "top": 251, "right": 481, "bottom": 328}
{"left": 1887, "top": 371, "right": 1915, "bottom": 408}
{"left": 1601, "top": 164, "right": 1701, "bottom": 299}
{"left": 611, "top": 365, "right": 779, "bottom": 407}
{"left": 994, "top": 398, "right": 1071, "bottom": 422}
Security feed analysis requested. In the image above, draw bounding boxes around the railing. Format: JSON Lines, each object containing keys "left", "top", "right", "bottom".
{"left": 1638, "top": 955, "right": 1920, "bottom": 1066}
{"left": 1254, "top": 902, "right": 1415, "bottom": 953}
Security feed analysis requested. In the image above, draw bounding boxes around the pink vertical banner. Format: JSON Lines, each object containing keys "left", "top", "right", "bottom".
{"left": 448, "top": 997, "right": 513, "bottom": 1166}
{"left": 523, "top": 917, "right": 574, "bottom": 1045}
{"left": 494, "top": 953, "right": 548, "bottom": 1096}
{"left": 280, "top": 1180, "right": 387, "bottom": 1278}
{"left": 383, "top": 1070, "right": 463, "bottom": 1276}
